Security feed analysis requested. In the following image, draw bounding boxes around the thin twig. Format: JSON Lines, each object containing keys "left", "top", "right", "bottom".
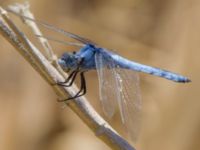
{"left": 7, "top": 3, "right": 67, "bottom": 78}
{"left": 0, "top": 7, "right": 136, "bottom": 150}
{"left": 8, "top": 2, "right": 54, "bottom": 60}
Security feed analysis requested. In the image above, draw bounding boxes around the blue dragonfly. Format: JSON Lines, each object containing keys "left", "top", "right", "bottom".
{"left": 56, "top": 32, "right": 190, "bottom": 140}
{"left": 58, "top": 43, "right": 191, "bottom": 99}
{"left": 11, "top": 13, "right": 191, "bottom": 140}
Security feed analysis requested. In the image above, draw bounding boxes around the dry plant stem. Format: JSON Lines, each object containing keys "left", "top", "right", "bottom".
{"left": 0, "top": 8, "right": 136, "bottom": 150}
{"left": 7, "top": 4, "right": 67, "bottom": 78}
{"left": 8, "top": 2, "right": 54, "bottom": 60}
{"left": 19, "top": 10, "right": 68, "bottom": 78}
{"left": 22, "top": 12, "right": 55, "bottom": 61}
{"left": 19, "top": 8, "right": 67, "bottom": 77}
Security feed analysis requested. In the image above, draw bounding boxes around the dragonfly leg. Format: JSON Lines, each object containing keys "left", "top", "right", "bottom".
{"left": 57, "top": 70, "right": 79, "bottom": 87}
{"left": 73, "top": 72, "right": 87, "bottom": 97}
{"left": 57, "top": 72, "right": 87, "bottom": 102}
{"left": 57, "top": 57, "right": 84, "bottom": 87}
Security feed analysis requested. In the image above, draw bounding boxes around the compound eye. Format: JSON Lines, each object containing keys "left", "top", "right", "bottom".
{"left": 72, "top": 51, "right": 76, "bottom": 55}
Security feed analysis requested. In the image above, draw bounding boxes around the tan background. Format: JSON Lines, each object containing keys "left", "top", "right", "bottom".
{"left": 0, "top": 0, "right": 199, "bottom": 150}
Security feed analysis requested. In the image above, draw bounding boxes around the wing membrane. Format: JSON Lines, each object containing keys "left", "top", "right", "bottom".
{"left": 95, "top": 52, "right": 118, "bottom": 118}
{"left": 95, "top": 51, "right": 142, "bottom": 141}
{"left": 115, "top": 68, "right": 142, "bottom": 141}
{"left": 7, "top": 8, "right": 95, "bottom": 45}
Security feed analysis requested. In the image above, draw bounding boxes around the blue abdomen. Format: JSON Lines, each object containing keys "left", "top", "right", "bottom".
{"left": 111, "top": 53, "right": 190, "bottom": 83}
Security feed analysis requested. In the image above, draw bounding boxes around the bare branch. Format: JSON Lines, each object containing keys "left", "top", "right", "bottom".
{"left": 0, "top": 7, "right": 136, "bottom": 150}
{"left": 8, "top": 2, "right": 54, "bottom": 60}
{"left": 7, "top": 3, "right": 67, "bottom": 77}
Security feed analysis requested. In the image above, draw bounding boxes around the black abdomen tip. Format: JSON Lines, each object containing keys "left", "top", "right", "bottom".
{"left": 179, "top": 78, "right": 191, "bottom": 83}
{"left": 184, "top": 78, "right": 191, "bottom": 83}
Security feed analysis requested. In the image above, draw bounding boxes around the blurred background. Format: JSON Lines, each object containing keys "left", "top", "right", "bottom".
{"left": 0, "top": 0, "right": 198, "bottom": 150}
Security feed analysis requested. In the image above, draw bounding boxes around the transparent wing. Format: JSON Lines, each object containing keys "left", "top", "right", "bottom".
{"left": 7, "top": 8, "right": 96, "bottom": 45}
{"left": 95, "top": 51, "right": 142, "bottom": 141}
{"left": 35, "top": 35, "right": 85, "bottom": 47}
{"left": 95, "top": 52, "right": 118, "bottom": 118}
{"left": 115, "top": 68, "right": 142, "bottom": 141}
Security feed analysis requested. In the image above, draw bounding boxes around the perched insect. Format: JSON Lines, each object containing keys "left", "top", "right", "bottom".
{"left": 9, "top": 12, "right": 191, "bottom": 140}
{"left": 53, "top": 23, "right": 190, "bottom": 140}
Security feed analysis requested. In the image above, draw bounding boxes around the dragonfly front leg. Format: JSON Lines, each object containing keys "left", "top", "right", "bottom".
{"left": 57, "top": 72, "right": 87, "bottom": 102}
{"left": 73, "top": 72, "right": 87, "bottom": 98}
{"left": 57, "top": 56, "right": 85, "bottom": 87}
{"left": 57, "top": 70, "right": 79, "bottom": 87}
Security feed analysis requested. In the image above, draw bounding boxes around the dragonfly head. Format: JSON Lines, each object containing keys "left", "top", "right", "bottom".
{"left": 58, "top": 52, "right": 79, "bottom": 72}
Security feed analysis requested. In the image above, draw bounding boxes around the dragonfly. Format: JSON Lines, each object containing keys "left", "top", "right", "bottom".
{"left": 57, "top": 35, "right": 190, "bottom": 140}
{"left": 9, "top": 11, "right": 191, "bottom": 140}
